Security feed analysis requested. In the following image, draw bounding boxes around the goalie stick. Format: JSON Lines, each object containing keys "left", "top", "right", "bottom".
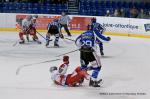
{"left": 16, "top": 58, "right": 60, "bottom": 75}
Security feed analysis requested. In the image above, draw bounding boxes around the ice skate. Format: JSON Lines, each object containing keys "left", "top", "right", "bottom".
{"left": 19, "top": 40, "right": 25, "bottom": 44}
{"left": 100, "top": 50, "right": 104, "bottom": 56}
{"left": 54, "top": 43, "right": 59, "bottom": 47}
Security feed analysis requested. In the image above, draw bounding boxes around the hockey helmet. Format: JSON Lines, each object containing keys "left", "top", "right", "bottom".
{"left": 49, "top": 66, "right": 57, "bottom": 73}
{"left": 26, "top": 15, "right": 32, "bottom": 21}
{"left": 53, "top": 19, "right": 59, "bottom": 22}
{"left": 91, "top": 17, "right": 97, "bottom": 23}
{"left": 32, "top": 14, "right": 38, "bottom": 18}
{"left": 63, "top": 56, "right": 69, "bottom": 63}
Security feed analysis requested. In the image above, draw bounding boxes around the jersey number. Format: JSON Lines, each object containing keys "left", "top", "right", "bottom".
{"left": 82, "top": 40, "right": 93, "bottom": 46}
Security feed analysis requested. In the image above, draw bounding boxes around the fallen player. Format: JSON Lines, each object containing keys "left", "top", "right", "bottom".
{"left": 49, "top": 56, "right": 102, "bottom": 87}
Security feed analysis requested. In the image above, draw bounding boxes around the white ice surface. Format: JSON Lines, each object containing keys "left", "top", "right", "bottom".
{"left": 0, "top": 32, "right": 150, "bottom": 99}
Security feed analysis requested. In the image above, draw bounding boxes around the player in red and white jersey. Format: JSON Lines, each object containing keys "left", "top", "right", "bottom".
{"left": 50, "top": 56, "right": 90, "bottom": 87}
{"left": 19, "top": 15, "right": 41, "bottom": 44}
{"left": 28, "top": 17, "right": 41, "bottom": 44}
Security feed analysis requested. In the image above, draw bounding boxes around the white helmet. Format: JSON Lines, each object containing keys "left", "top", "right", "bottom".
{"left": 26, "top": 15, "right": 32, "bottom": 21}
{"left": 32, "top": 17, "right": 36, "bottom": 20}
{"left": 49, "top": 66, "right": 57, "bottom": 73}
{"left": 32, "top": 15, "right": 38, "bottom": 18}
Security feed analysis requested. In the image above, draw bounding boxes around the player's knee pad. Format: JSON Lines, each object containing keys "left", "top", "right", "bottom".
{"left": 19, "top": 32, "right": 24, "bottom": 39}
{"left": 91, "top": 66, "right": 101, "bottom": 79}
{"left": 55, "top": 34, "right": 60, "bottom": 38}
{"left": 91, "top": 66, "right": 101, "bottom": 71}
{"left": 90, "top": 61, "right": 99, "bottom": 68}
{"left": 46, "top": 35, "right": 50, "bottom": 41}
{"left": 80, "top": 59, "right": 88, "bottom": 70}
{"left": 80, "top": 59, "right": 86, "bottom": 66}
{"left": 19, "top": 32, "right": 23, "bottom": 35}
{"left": 54, "top": 34, "right": 59, "bottom": 41}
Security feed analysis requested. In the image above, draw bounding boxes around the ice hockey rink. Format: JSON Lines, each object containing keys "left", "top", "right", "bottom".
{"left": 0, "top": 32, "right": 150, "bottom": 99}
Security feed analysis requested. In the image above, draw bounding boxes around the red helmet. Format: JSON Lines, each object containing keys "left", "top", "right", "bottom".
{"left": 63, "top": 56, "right": 69, "bottom": 63}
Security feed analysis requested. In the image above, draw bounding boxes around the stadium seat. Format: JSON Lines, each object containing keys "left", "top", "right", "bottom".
{"left": 106, "top": 1, "right": 111, "bottom": 8}
{"left": 27, "top": 3, "right": 33, "bottom": 8}
{"left": 0, "top": 3, "right": 2, "bottom": 12}
{"left": 112, "top": 1, "right": 117, "bottom": 8}
{"left": 2, "top": 7, "right": 9, "bottom": 13}
{"left": 33, "top": 3, "right": 39, "bottom": 8}
{"left": 145, "top": 2, "right": 150, "bottom": 10}
{"left": 32, "top": 8, "right": 39, "bottom": 14}
{"left": 128, "top": 2, "right": 133, "bottom": 8}
{"left": 26, "top": 8, "right": 33, "bottom": 14}
{"left": 0, "top": 0, "right": 147, "bottom": 18}
{"left": 139, "top": 2, "right": 144, "bottom": 9}
{"left": 117, "top": 1, "right": 123, "bottom": 8}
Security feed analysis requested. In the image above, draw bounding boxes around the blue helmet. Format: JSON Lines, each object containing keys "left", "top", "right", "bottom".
{"left": 53, "top": 19, "right": 59, "bottom": 22}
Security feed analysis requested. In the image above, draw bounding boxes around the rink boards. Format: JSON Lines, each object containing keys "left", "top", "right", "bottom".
{"left": 0, "top": 13, "right": 150, "bottom": 38}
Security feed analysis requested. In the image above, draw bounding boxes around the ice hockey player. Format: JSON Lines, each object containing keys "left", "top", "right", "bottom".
{"left": 49, "top": 56, "right": 92, "bottom": 87}
{"left": 75, "top": 20, "right": 111, "bottom": 87}
{"left": 87, "top": 17, "right": 106, "bottom": 56}
{"left": 28, "top": 17, "right": 41, "bottom": 44}
{"left": 19, "top": 15, "right": 41, "bottom": 44}
{"left": 46, "top": 19, "right": 64, "bottom": 47}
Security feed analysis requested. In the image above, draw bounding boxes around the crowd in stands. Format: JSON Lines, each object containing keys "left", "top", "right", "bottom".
{"left": 0, "top": 0, "right": 149, "bottom": 19}
{"left": 104, "top": 8, "right": 150, "bottom": 19}
{"left": 79, "top": 0, "right": 150, "bottom": 19}
{"left": 1, "top": 0, "right": 68, "bottom": 4}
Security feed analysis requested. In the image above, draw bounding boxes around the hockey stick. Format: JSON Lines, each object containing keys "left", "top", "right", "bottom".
{"left": 55, "top": 49, "right": 79, "bottom": 57}
{"left": 12, "top": 41, "right": 18, "bottom": 46}
{"left": 12, "top": 28, "right": 31, "bottom": 47}
{"left": 64, "top": 37, "right": 75, "bottom": 42}
{"left": 36, "top": 31, "right": 52, "bottom": 41}
{"left": 36, "top": 31, "right": 46, "bottom": 40}
{"left": 16, "top": 58, "right": 60, "bottom": 75}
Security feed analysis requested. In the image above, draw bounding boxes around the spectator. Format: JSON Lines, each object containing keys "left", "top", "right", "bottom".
{"left": 113, "top": 9, "right": 117, "bottom": 17}
{"left": 113, "top": 9, "right": 124, "bottom": 17}
{"left": 138, "top": 9, "right": 147, "bottom": 19}
{"left": 59, "top": 12, "right": 72, "bottom": 36}
{"left": 146, "top": 11, "right": 150, "bottom": 19}
{"left": 105, "top": 10, "right": 111, "bottom": 17}
{"left": 120, "top": 8, "right": 125, "bottom": 17}
{"left": 130, "top": 7, "right": 139, "bottom": 18}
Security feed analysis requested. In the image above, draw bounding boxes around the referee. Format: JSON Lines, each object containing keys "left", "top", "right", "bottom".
{"left": 59, "top": 12, "right": 72, "bottom": 36}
